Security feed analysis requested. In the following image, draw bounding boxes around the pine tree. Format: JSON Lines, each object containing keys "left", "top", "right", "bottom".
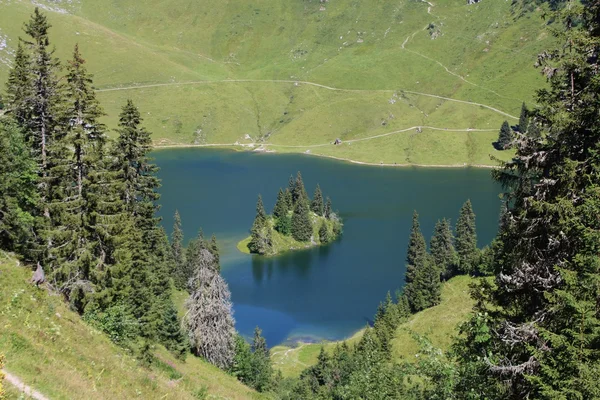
{"left": 496, "top": 120, "right": 513, "bottom": 150}
{"left": 284, "top": 188, "right": 293, "bottom": 210}
{"left": 405, "top": 210, "right": 427, "bottom": 285}
{"left": 184, "top": 249, "right": 235, "bottom": 370}
{"left": 518, "top": 102, "right": 529, "bottom": 133}
{"left": 455, "top": 200, "right": 478, "bottom": 274}
{"left": 292, "top": 171, "right": 309, "bottom": 205}
{"left": 456, "top": 4, "right": 600, "bottom": 398}
{"left": 171, "top": 210, "right": 185, "bottom": 278}
{"left": 324, "top": 197, "right": 332, "bottom": 219}
{"left": 311, "top": 184, "right": 324, "bottom": 216}
{"left": 159, "top": 303, "right": 187, "bottom": 358}
{"left": 272, "top": 188, "right": 288, "bottom": 218}
{"left": 429, "top": 219, "right": 457, "bottom": 279}
{"left": 291, "top": 196, "right": 312, "bottom": 242}
{"left": 249, "top": 195, "right": 271, "bottom": 254}
{"left": 231, "top": 335, "right": 253, "bottom": 385}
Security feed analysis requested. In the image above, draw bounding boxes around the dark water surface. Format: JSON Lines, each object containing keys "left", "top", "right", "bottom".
{"left": 153, "top": 149, "right": 501, "bottom": 346}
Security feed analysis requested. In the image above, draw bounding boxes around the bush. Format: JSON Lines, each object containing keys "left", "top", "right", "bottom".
{"left": 83, "top": 303, "right": 139, "bottom": 344}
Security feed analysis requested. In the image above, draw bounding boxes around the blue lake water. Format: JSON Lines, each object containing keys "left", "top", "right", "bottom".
{"left": 153, "top": 149, "right": 501, "bottom": 346}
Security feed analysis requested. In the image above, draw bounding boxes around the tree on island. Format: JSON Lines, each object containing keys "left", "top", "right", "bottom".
{"left": 318, "top": 221, "right": 330, "bottom": 244}
{"left": 291, "top": 196, "right": 312, "bottom": 242}
{"left": 248, "top": 195, "right": 272, "bottom": 254}
{"left": 324, "top": 197, "right": 332, "bottom": 219}
{"left": 496, "top": 120, "right": 513, "bottom": 150}
{"left": 273, "top": 188, "right": 287, "bottom": 218}
{"left": 311, "top": 184, "right": 324, "bottom": 216}
{"left": 292, "top": 171, "right": 309, "bottom": 206}
{"left": 455, "top": 199, "right": 478, "bottom": 274}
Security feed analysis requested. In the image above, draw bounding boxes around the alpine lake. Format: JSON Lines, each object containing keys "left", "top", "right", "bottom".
{"left": 154, "top": 149, "right": 502, "bottom": 347}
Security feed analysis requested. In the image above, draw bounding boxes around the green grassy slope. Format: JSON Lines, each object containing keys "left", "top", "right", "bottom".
{"left": 271, "top": 275, "right": 474, "bottom": 378}
{"left": 0, "top": 0, "right": 551, "bottom": 165}
{"left": 0, "top": 252, "right": 262, "bottom": 400}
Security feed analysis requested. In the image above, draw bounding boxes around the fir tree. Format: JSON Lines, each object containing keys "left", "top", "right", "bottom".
{"left": 171, "top": 210, "right": 185, "bottom": 279}
{"left": 311, "top": 184, "right": 324, "bottom": 216}
{"left": 527, "top": 118, "right": 542, "bottom": 140}
{"left": 272, "top": 188, "right": 288, "bottom": 218}
{"left": 455, "top": 199, "right": 478, "bottom": 274}
{"left": 284, "top": 188, "right": 293, "bottom": 210}
{"left": 275, "top": 213, "right": 291, "bottom": 236}
{"left": 405, "top": 254, "right": 441, "bottom": 312}
{"left": 429, "top": 218, "right": 457, "bottom": 279}
{"left": 250, "top": 326, "right": 273, "bottom": 392}
{"left": 159, "top": 303, "right": 187, "bottom": 358}
{"left": 496, "top": 120, "right": 513, "bottom": 150}
{"left": 291, "top": 196, "right": 312, "bottom": 242}
{"left": 456, "top": 5, "right": 600, "bottom": 398}
{"left": 405, "top": 210, "right": 427, "bottom": 285}
{"left": 230, "top": 335, "right": 253, "bottom": 385}
{"left": 518, "top": 102, "right": 529, "bottom": 133}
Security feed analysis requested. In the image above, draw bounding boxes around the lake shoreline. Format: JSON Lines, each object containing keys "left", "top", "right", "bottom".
{"left": 151, "top": 143, "right": 499, "bottom": 170}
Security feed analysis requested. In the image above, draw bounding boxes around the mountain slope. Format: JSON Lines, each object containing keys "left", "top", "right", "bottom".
{"left": 0, "top": 252, "right": 262, "bottom": 400}
{"left": 0, "top": 0, "right": 553, "bottom": 165}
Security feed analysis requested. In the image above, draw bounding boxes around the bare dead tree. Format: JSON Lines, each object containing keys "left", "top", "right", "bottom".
{"left": 183, "top": 250, "right": 235, "bottom": 369}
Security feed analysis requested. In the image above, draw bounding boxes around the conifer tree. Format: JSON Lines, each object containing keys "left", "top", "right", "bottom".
{"left": 291, "top": 196, "right": 312, "bottom": 242}
{"left": 527, "top": 118, "right": 542, "bottom": 140}
{"left": 275, "top": 213, "right": 291, "bottom": 236}
{"left": 231, "top": 335, "right": 253, "bottom": 385}
{"left": 159, "top": 303, "right": 187, "bottom": 358}
{"left": 405, "top": 210, "right": 427, "bottom": 285}
{"left": 292, "top": 171, "right": 309, "bottom": 205}
{"left": 429, "top": 219, "right": 457, "bottom": 279}
{"left": 4, "top": 42, "right": 32, "bottom": 128}
{"left": 311, "top": 184, "right": 324, "bottom": 216}
{"left": 272, "top": 188, "right": 288, "bottom": 218}
{"left": 209, "top": 234, "right": 220, "bottom": 271}
{"left": 456, "top": 5, "right": 600, "bottom": 398}
{"left": 284, "top": 188, "right": 293, "bottom": 210}
{"left": 171, "top": 210, "right": 185, "bottom": 277}
{"left": 0, "top": 119, "right": 37, "bottom": 255}
{"left": 178, "top": 232, "right": 202, "bottom": 291}
{"left": 249, "top": 327, "right": 273, "bottom": 392}
{"left": 249, "top": 195, "right": 271, "bottom": 254}
{"left": 318, "top": 221, "right": 329, "bottom": 244}
{"left": 405, "top": 254, "right": 441, "bottom": 312}
{"left": 455, "top": 199, "right": 478, "bottom": 274}
{"left": 324, "top": 197, "right": 332, "bottom": 219}
{"left": 496, "top": 120, "right": 513, "bottom": 150}
{"left": 184, "top": 249, "right": 235, "bottom": 370}
{"left": 518, "top": 102, "right": 529, "bottom": 133}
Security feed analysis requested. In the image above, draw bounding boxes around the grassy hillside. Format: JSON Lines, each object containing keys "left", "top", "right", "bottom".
{"left": 0, "top": 252, "right": 262, "bottom": 400}
{"left": 271, "top": 275, "right": 474, "bottom": 378}
{"left": 0, "top": 0, "right": 552, "bottom": 165}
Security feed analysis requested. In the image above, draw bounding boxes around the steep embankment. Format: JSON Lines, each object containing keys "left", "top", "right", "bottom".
{"left": 0, "top": 252, "right": 262, "bottom": 400}
{"left": 0, "top": 0, "right": 553, "bottom": 166}
{"left": 271, "top": 275, "right": 475, "bottom": 378}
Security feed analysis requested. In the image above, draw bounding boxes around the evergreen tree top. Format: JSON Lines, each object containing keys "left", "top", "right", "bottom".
{"left": 24, "top": 8, "right": 51, "bottom": 46}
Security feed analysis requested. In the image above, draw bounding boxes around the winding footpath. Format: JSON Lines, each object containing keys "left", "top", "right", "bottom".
{"left": 3, "top": 370, "right": 50, "bottom": 400}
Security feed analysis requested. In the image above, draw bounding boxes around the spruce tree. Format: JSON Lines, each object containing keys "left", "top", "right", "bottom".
{"left": 171, "top": 210, "right": 185, "bottom": 279}
{"left": 405, "top": 254, "right": 441, "bottom": 312}
{"left": 405, "top": 210, "right": 427, "bottom": 285}
{"left": 250, "top": 327, "right": 273, "bottom": 392}
{"left": 292, "top": 171, "right": 308, "bottom": 205}
{"left": 209, "top": 234, "right": 220, "bottom": 271}
{"left": 248, "top": 195, "right": 271, "bottom": 254}
{"left": 311, "top": 184, "right": 324, "bottom": 216}
{"left": 518, "top": 102, "right": 529, "bottom": 133}
{"left": 291, "top": 197, "right": 312, "bottom": 242}
{"left": 4, "top": 42, "right": 32, "bottom": 128}
{"left": 324, "top": 197, "right": 332, "bottom": 219}
{"left": 429, "top": 219, "right": 457, "bottom": 279}
{"left": 231, "top": 335, "right": 253, "bottom": 385}
{"left": 0, "top": 119, "right": 37, "bottom": 255}
{"left": 272, "top": 188, "right": 288, "bottom": 218}
{"left": 496, "top": 120, "right": 513, "bottom": 150}
{"left": 456, "top": 4, "right": 600, "bottom": 398}
{"left": 318, "top": 221, "right": 329, "bottom": 244}
{"left": 455, "top": 199, "right": 478, "bottom": 274}
{"left": 284, "top": 188, "right": 293, "bottom": 210}
{"left": 159, "top": 303, "right": 187, "bottom": 358}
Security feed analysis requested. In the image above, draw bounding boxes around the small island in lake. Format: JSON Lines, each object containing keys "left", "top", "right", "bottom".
{"left": 238, "top": 172, "right": 343, "bottom": 256}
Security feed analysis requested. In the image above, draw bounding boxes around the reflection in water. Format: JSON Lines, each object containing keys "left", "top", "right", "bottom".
{"left": 251, "top": 241, "right": 337, "bottom": 284}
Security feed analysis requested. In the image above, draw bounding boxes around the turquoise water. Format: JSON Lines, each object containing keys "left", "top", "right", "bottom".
{"left": 153, "top": 149, "right": 501, "bottom": 346}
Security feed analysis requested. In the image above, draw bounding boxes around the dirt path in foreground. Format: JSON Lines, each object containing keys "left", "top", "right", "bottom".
{"left": 4, "top": 371, "right": 50, "bottom": 400}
